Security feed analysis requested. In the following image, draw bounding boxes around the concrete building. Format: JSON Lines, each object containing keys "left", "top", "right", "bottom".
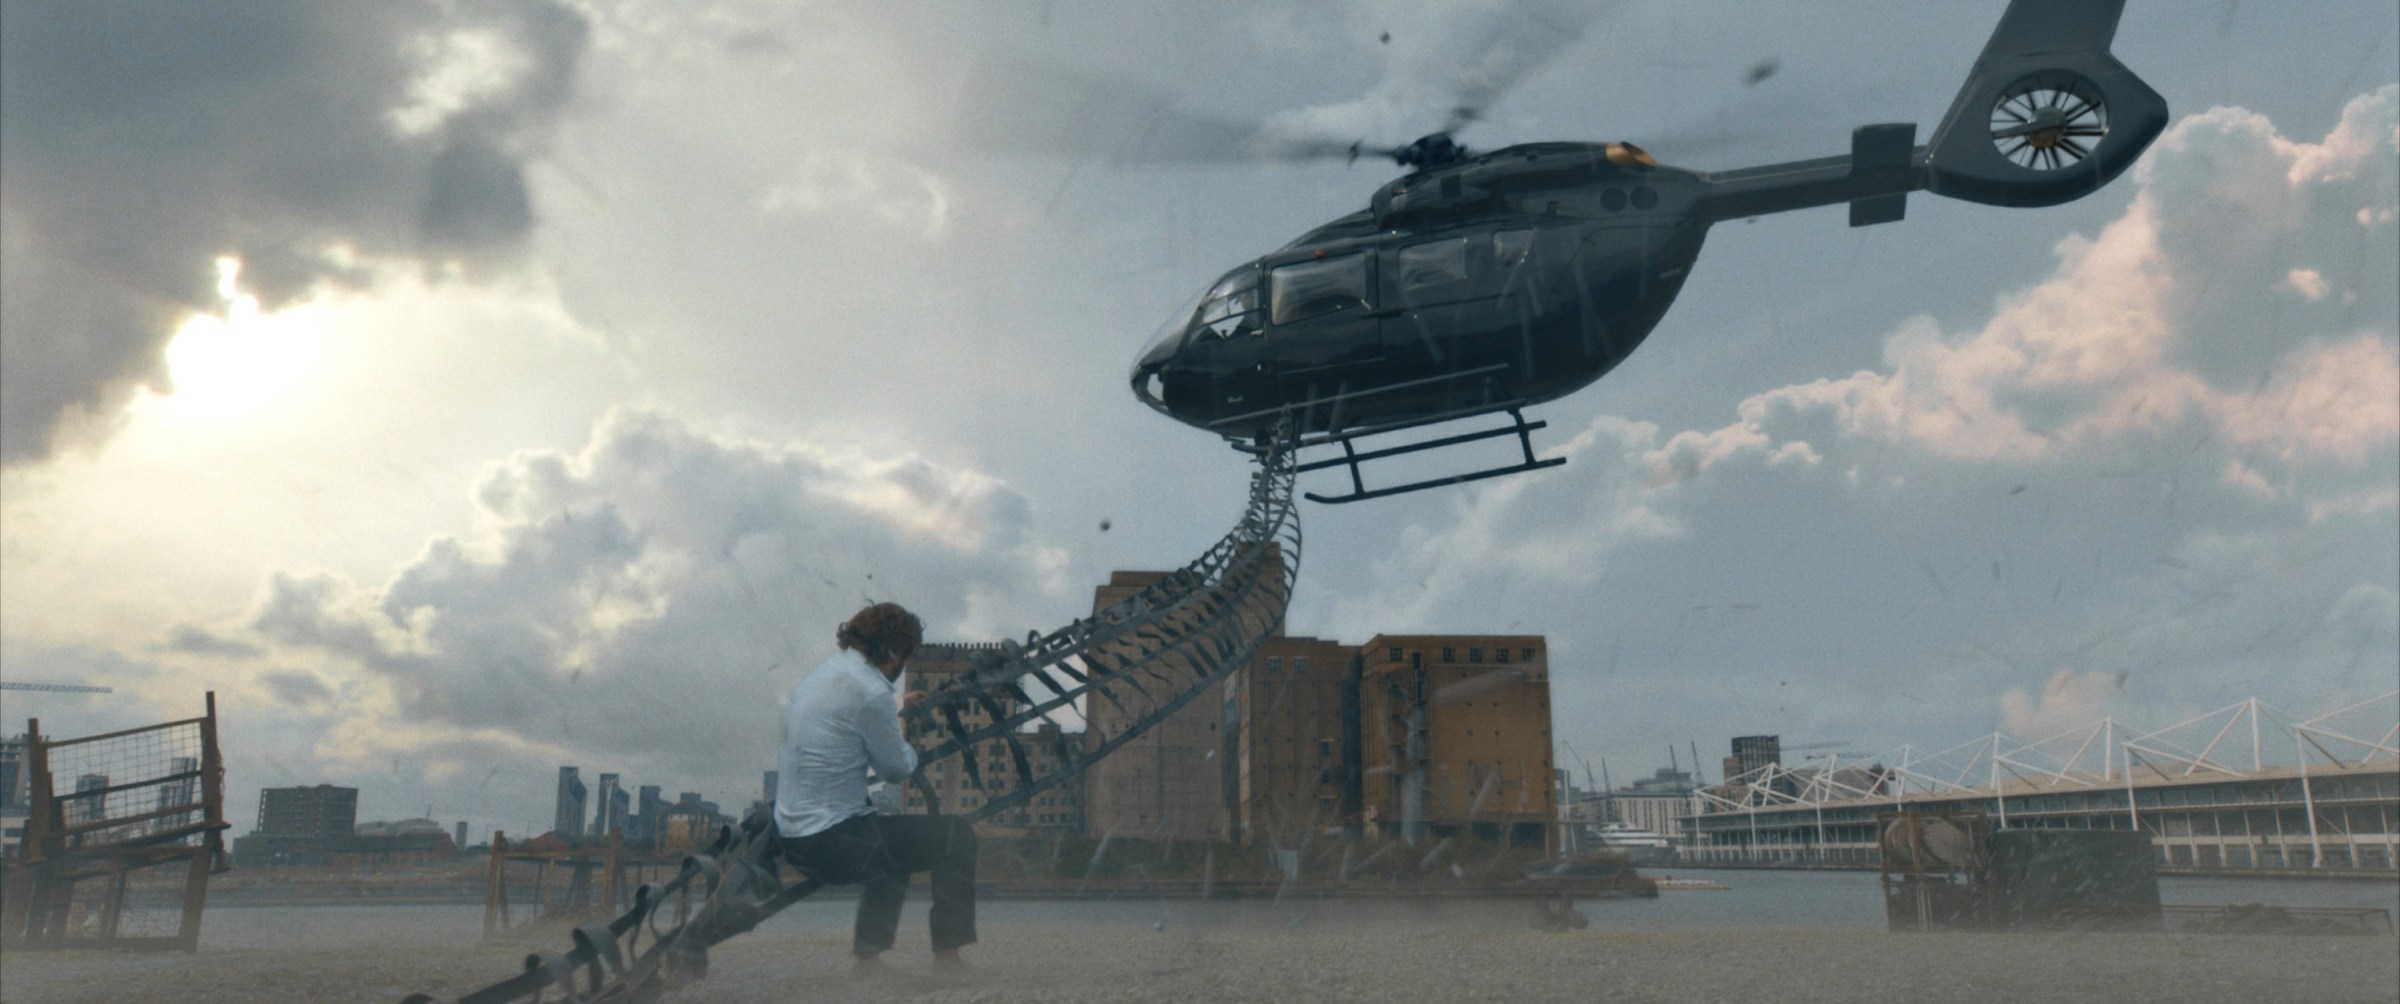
{"left": 901, "top": 642, "right": 1084, "bottom": 837}
{"left": 1726, "top": 735, "right": 1780, "bottom": 782}
{"left": 1358, "top": 635, "right": 1554, "bottom": 849}
{"left": 635, "top": 784, "right": 665, "bottom": 845}
{"left": 0, "top": 734, "right": 24, "bottom": 855}
{"left": 1, "top": 733, "right": 26, "bottom": 809}
{"left": 231, "top": 784, "right": 364, "bottom": 866}
{"left": 1080, "top": 572, "right": 1247, "bottom": 841}
{"left": 657, "top": 793, "right": 732, "bottom": 855}
{"left": 593, "top": 772, "right": 627, "bottom": 837}
{"left": 554, "top": 766, "right": 587, "bottom": 840}
{"left": 1223, "top": 636, "right": 1355, "bottom": 847}
{"left": 255, "top": 784, "right": 358, "bottom": 836}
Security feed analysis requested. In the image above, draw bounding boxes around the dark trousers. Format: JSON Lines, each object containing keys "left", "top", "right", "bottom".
{"left": 780, "top": 813, "right": 976, "bottom": 956}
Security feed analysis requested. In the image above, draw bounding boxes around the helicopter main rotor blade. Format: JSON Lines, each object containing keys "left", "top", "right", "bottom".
{"left": 1436, "top": 0, "right": 1614, "bottom": 135}
{"left": 955, "top": 57, "right": 1375, "bottom": 166}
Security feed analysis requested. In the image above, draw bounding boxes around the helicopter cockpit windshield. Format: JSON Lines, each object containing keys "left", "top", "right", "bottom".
{"left": 1138, "top": 286, "right": 1208, "bottom": 368}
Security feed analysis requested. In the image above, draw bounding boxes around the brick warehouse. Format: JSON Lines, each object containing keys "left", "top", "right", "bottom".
{"left": 1073, "top": 560, "right": 1555, "bottom": 852}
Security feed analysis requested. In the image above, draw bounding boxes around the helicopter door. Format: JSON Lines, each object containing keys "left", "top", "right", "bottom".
{"left": 1381, "top": 234, "right": 1502, "bottom": 407}
{"left": 1265, "top": 251, "right": 1381, "bottom": 418}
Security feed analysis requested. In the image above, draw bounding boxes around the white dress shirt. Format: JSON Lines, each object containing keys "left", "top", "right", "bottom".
{"left": 773, "top": 648, "right": 919, "bottom": 839}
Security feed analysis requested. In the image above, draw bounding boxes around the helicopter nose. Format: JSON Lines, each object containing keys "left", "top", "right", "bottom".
{"left": 1130, "top": 359, "right": 1172, "bottom": 414}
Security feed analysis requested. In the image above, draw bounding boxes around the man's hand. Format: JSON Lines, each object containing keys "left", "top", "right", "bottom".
{"left": 902, "top": 690, "right": 928, "bottom": 711}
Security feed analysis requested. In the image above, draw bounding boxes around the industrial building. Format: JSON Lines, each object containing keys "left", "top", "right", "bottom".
{"left": 1222, "top": 635, "right": 1354, "bottom": 846}
{"left": 1685, "top": 694, "right": 2399, "bottom": 874}
{"left": 1080, "top": 570, "right": 1247, "bottom": 841}
{"left": 1066, "top": 561, "right": 1557, "bottom": 851}
{"left": 1357, "top": 635, "right": 1554, "bottom": 848}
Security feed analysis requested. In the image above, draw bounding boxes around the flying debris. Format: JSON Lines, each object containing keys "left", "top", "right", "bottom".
{"left": 1744, "top": 58, "right": 1781, "bottom": 86}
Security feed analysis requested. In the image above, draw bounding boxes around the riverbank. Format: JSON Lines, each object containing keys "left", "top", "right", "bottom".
{"left": 5, "top": 908, "right": 2394, "bottom": 1004}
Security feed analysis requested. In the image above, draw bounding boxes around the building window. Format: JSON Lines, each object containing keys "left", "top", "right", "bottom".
{"left": 1496, "top": 648, "right": 1510, "bottom": 664}
{"left": 1293, "top": 656, "right": 1308, "bottom": 674}
{"left": 1522, "top": 647, "right": 1536, "bottom": 661}
{"left": 1319, "top": 768, "right": 1333, "bottom": 784}
{"left": 1318, "top": 739, "right": 1333, "bottom": 757}
{"left": 1319, "top": 795, "right": 1336, "bottom": 813}
{"left": 1266, "top": 657, "right": 1282, "bottom": 673}
{"left": 1468, "top": 647, "right": 1483, "bottom": 663}
{"left": 1389, "top": 646, "right": 1403, "bottom": 662}
{"left": 1441, "top": 647, "right": 1456, "bottom": 663}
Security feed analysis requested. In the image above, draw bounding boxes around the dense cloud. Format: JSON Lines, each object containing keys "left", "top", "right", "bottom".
{"left": 233, "top": 409, "right": 1072, "bottom": 792}
{"left": 0, "top": 0, "right": 586, "bottom": 464}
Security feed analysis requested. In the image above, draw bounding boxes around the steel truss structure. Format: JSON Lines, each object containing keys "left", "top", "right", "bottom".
{"left": 407, "top": 442, "right": 1301, "bottom": 1004}
{"left": 1687, "top": 691, "right": 2400, "bottom": 870}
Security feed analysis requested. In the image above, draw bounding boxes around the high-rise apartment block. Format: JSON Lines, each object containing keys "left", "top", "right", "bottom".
{"left": 554, "top": 767, "right": 587, "bottom": 840}
{"left": 1728, "top": 735, "right": 1781, "bottom": 779}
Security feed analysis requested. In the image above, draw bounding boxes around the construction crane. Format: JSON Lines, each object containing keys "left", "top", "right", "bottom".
{"left": 0, "top": 682, "right": 115, "bottom": 694}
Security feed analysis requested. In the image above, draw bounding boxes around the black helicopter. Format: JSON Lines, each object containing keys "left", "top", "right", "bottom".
{"left": 1092, "top": 0, "right": 2168, "bottom": 503}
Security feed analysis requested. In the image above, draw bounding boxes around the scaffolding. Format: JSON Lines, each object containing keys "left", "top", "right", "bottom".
{"left": 0, "top": 693, "right": 230, "bottom": 950}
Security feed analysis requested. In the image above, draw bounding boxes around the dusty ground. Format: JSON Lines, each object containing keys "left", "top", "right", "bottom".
{"left": 5, "top": 909, "right": 2395, "bottom": 1004}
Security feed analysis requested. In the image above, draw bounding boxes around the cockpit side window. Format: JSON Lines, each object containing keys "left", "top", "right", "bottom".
{"left": 1397, "top": 238, "right": 1468, "bottom": 289}
{"left": 1269, "top": 253, "right": 1369, "bottom": 325}
{"left": 1196, "top": 268, "right": 1260, "bottom": 338}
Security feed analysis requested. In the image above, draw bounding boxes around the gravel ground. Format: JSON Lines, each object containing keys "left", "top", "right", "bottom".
{"left": 5, "top": 908, "right": 2395, "bottom": 1003}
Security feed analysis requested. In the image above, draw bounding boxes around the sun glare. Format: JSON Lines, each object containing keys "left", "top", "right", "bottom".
{"left": 151, "top": 256, "right": 319, "bottom": 421}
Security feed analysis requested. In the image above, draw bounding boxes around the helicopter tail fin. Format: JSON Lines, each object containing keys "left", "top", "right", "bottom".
{"left": 1921, "top": 0, "right": 2168, "bottom": 209}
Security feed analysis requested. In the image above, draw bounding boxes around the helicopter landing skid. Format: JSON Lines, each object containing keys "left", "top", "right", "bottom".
{"left": 1291, "top": 405, "right": 1564, "bottom": 504}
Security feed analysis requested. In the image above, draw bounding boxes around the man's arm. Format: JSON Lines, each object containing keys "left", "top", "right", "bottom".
{"left": 860, "top": 685, "right": 920, "bottom": 784}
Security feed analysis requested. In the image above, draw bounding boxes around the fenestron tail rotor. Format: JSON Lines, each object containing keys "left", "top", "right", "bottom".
{"left": 1987, "top": 73, "right": 2108, "bottom": 172}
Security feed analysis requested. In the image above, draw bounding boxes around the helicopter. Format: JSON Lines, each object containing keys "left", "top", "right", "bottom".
{"left": 1092, "top": 0, "right": 2168, "bottom": 503}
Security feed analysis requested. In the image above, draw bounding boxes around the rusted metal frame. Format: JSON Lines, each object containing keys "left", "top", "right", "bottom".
{"left": 46, "top": 767, "right": 208, "bottom": 809}
{"left": 50, "top": 799, "right": 223, "bottom": 842}
{"left": 34, "top": 716, "right": 207, "bottom": 750}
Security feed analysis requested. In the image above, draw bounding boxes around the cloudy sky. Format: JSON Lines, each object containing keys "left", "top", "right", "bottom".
{"left": 2, "top": 1, "right": 2393, "bottom": 839}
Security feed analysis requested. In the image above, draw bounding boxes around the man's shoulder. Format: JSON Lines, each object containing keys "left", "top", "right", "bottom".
{"left": 795, "top": 651, "right": 878, "bottom": 699}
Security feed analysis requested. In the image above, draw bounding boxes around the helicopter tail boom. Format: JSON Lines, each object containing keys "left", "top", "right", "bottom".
{"left": 1696, "top": 124, "right": 1926, "bottom": 226}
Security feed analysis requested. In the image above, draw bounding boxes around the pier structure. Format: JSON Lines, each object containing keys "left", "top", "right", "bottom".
{"left": 1683, "top": 692, "right": 2399, "bottom": 874}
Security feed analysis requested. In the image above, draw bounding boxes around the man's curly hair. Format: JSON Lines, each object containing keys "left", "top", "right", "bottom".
{"left": 837, "top": 602, "right": 923, "bottom": 667}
